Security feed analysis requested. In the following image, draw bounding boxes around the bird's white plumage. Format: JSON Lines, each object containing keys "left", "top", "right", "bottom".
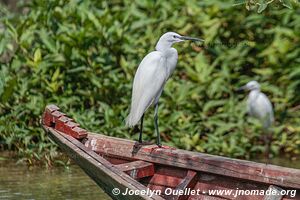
{"left": 126, "top": 32, "right": 202, "bottom": 130}
{"left": 247, "top": 90, "right": 274, "bottom": 129}
{"left": 244, "top": 81, "right": 274, "bottom": 129}
{"left": 126, "top": 50, "right": 178, "bottom": 127}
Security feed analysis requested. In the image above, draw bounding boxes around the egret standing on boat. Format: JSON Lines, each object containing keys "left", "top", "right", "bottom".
{"left": 238, "top": 80, "right": 274, "bottom": 130}
{"left": 126, "top": 32, "right": 204, "bottom": 147}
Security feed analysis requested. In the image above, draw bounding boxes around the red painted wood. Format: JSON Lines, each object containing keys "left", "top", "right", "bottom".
{"left": 116, "top": 160, "right": 154, "bottom": 179}
{"left": 56, "top": 116, "right": 73, "bottom": 132}
{"left": 188, "top": 194, "right": 226, "bottom": 200}
{"left": 65, "top": 121, "right": 80, "bottom": 131}
{"left": 155, "top": 165, "right": 188, "bottom": 179}
{"left": 192, "top": 174, "right": 297, "bottom": 200}
{"left": 43, "top": 105, "right": 60, "bottom": 126}
{"left": 42, "top": 105, "right": 300, "bottom": 200}
{"left": 44, "top": 125, "right": 164, "bottom": 200}
{"left": 102, "top": 155, "right": 133, "bottom": 165}
{"left": 46, "top": 104, "right": 60, "bottom": 113}
{"left": 83, "top": 133, "right": 300, "bottom": 190}
{"left": 148, "top": 174, "right": 182, "bottom": 188}
{"left": 68, "top": 127, "right": 87, "bottom": 139}
{"left": 43, "top": 111, "right": 53, "bottom": 127}
{"left": 147, "top": 183, "right": 172, "bottom": 192}
{"left": 193, "top": 181, "right": 263, "bottom": 200}
{"left": 52, "top": 110, "right": 66, "bottom": 123}
{"left": 42, "top": 105, "right": 87, "bottom": 139}
{"left": 171, "top": 170, "right": 198, "bottom": 200}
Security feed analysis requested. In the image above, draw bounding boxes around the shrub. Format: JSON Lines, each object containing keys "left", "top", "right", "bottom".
{"left": 0, "top": 0, "right": 299, "bottom": 165}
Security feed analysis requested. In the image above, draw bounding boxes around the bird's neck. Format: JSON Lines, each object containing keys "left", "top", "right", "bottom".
{"left": 155, "top": 40, "right": 173, "bottom": 52}
{"left": 249, "top": 89, "right": 260, "bottom": 98}
{"left": 250, "top": 89, "right": 260, "bottom": 93}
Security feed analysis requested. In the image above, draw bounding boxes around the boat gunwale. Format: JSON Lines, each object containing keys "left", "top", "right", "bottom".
{"left": 84, "top": 133, "right": 300, "bottom": 190}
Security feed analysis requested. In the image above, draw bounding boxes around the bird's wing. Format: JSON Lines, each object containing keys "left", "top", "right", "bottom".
{"left": 126, "top": 51, "right": 167, "bottom": 127}
{"left": 253, "top": 92, "right": 274, "bottom": 128}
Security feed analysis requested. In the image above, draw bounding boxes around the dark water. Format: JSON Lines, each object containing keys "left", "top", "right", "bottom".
{"left": 0, "top": 159, "right": 111, "bottom": 200}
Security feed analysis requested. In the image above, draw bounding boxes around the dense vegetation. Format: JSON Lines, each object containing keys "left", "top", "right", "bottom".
{"left": 0, "top": 0, "right": 299, "bottom": 165}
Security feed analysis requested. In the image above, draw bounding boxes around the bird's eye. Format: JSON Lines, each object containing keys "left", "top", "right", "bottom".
{"left": 173, "top": 35, "right": 176, "bottom": 38}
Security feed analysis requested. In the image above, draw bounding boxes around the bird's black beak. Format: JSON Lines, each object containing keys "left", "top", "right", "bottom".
{"left": 179, "top": 36, "right": 204, "bottom": 42}
{"left": 236, "top": 86, "right": 246, "bottom": 93}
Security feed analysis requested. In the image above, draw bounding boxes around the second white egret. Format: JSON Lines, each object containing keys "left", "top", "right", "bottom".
{"left": 238, "top": 80, "right": 274, "bottom": 130}
{"left": 238, "top": 80, "right": 274, "bottom": 159}
{"left": 126, "top": 32, "right": 204, "bottom": 147}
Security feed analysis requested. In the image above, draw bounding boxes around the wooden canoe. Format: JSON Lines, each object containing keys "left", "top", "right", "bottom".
{"left": 42, "top": 105, "right": 300, "bottom": 200}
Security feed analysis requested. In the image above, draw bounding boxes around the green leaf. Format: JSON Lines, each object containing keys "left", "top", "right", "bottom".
{"left": 257, "top": 3, "right": 268, "bottom": 13}
{"left": 281, "top": 0, "right": 293, "bottom": 9}
{"left": 233, "top": 0, "right": 246, "bottom": 6}
{"left": 0, "top": 37, "right": 8, "bottom": 54}
{"left": 39, "top": 29, "right": 56, "bottom": 53}
{"left": 1, "top": 77, "right": 17, "bottom": 103}
{"left": 34, "top": 48, "right": 42, "bottom": 63}
{"left": 52, "top": 68, "right": 60, "bottom": 82}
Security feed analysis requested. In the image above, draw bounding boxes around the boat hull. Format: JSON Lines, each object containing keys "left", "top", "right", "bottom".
{"left": 42, "top": 105, "right": 300, "bottom": 200}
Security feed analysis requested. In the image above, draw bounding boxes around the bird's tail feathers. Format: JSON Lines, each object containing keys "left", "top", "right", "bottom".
{"left": 126, "top": 96, "right": 153, "bottom": 127}
{"left": 125, "top": 110, "right": 143, "bottom": 127}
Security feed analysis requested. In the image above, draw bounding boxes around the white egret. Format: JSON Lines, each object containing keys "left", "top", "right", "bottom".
{"left": 238, "top": 80, "right": 274, "bottom": 130}
{"left": 126, "top": 32, "right": 204, "bottom": 147}
{"left": 238, "top": 80, "right": 274, "bottom": 159}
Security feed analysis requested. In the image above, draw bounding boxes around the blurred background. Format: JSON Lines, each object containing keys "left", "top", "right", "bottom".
{"left": 0, "top": 0, "right": 299, "bottom": 166}
{"left": 0, "top": 1, "right": 299, "bottom": 199}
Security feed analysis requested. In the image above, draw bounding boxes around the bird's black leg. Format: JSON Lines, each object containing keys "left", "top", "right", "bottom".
{"left": 262, "top": 128, "right": 271, "bottom": 164}
{"left": 154, "top": 103, "right": 161, "bottom": 147}
{"left": 139, "top": 114, "right": 144, "bottom": 143}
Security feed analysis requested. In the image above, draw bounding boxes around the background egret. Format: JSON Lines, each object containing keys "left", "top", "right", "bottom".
{"left": 238, "top": 81, "right": 274, "bottom": 129}
{"left": 126, "top": 32, "right": 203, "bottom": 147}
{"left": 238, "top": 80, "right": 274, "bottom": 158}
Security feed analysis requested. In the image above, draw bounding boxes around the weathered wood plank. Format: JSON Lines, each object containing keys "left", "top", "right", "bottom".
{"left": 148, "top": 174, "right": 182, "bottom": 188}
{"left": 188, "top": 194, "right": 225, "bottom": 200}
{"left": 43, "top": 105, "right": 87, "bottom": 139}
{"left": 116, "top": 161, "right": 155, "bottom": 179}
{"left": 169, "top": 170, "right": 197, "bottom": 200}
{"left": 84, "top": 133, "right": 300, "bottom": 190}
{"left": 193, "top": 180, "right": 264, "bottom": 200}
{"left": 44, "top": 126, "right": 164, "bottom": 200}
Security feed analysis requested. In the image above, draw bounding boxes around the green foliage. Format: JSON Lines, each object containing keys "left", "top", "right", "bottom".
{"left": 0, "top": 0, "right": 299, "bottom": 165}
{"left": 235, "top": 0, "right": 300, "bottom": 13}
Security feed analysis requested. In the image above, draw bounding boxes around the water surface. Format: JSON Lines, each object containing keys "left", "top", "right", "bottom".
{"left": 0, "top": 159, "right": 111, "bottom": 200}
